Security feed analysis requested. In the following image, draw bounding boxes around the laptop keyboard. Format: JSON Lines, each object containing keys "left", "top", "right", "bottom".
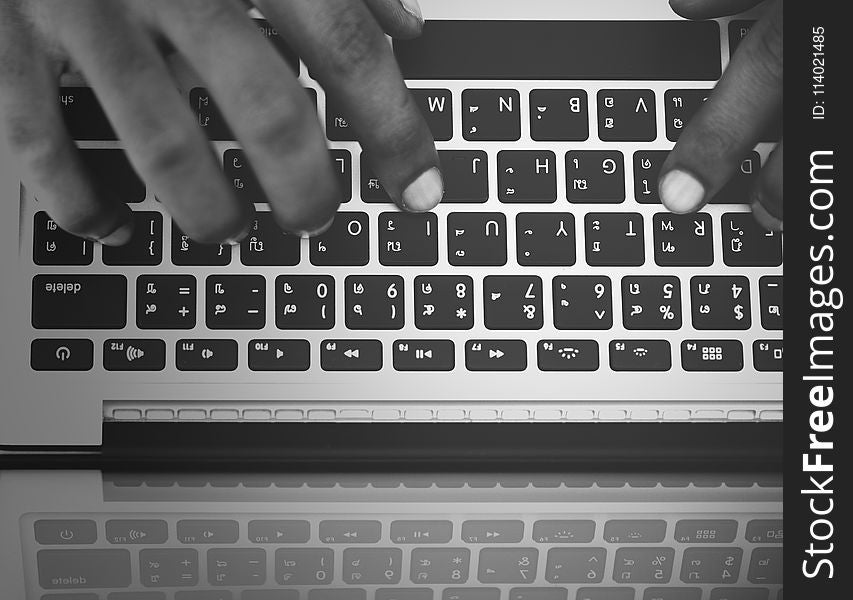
{"left": 28, "top": 19, "right": 782, "bottom": 383}
{"left": 28, "top": 514, "right": 783, "bottom": 598}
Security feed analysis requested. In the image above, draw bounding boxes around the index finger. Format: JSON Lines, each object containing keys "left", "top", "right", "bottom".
{"left": 255, "top": 0, "right": 443, "bottom": 212}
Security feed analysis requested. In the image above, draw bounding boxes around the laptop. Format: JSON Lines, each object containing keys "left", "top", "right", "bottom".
{"left": 0, "top": 0, "right": 782, "bottom": 447}
{"left": 0, "top": 468, "right": 783, "bottom": 599}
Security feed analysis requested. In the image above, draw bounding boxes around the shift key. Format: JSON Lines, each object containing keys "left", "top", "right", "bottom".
{"left": 33, "top": 275, "right": 127, "bottom": 329}
{"left": 38, "top": 549, "right": 132, "bottom": 589}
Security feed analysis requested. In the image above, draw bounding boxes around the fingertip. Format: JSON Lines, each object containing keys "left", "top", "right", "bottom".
{"left": 399, "top": 0, "right": 424, "bottom": 24}
{"left": 96, "top": 219, "right": 135, "bottom": 246}
{"left": 401, "top": 166, "right": 443, "bottom": 212}
{"left": 659, "top": 168, "right": 706, "bottom": 214}
{"left": 300, "top": 214, "right": 336, "bottom": 238}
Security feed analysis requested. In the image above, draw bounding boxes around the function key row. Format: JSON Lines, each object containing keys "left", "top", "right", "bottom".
{"left": 33, "top": 210, "right": 783, "bottom": 268}
{"left": 31, "top": 274, "right": 783, "bottom": 332}
{"left": 30, "top": 337, "right": 783, "bottom": 373}
{"left": 34, "top": 517, "right": 782, "bottom": 546}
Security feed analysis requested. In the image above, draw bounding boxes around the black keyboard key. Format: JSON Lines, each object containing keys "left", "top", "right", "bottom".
{"left": 275, "top": 275, "right": 334, "bottom": 330}
{"left": 634, "top": 150, "right": 760, "bottom": 204}
{"left": 310, "top": 212, "right": 369, "bottom": 266}
{"left": 585, "top": 213, "right": 644, "bottom": 266}
{"left": 59, "top": 87, "right": 116, "bottom": 140}
{"left": 621, "top": 276, "right": 682, "bottom": 330}
{"left": 33, "top": 275, "right": 127, "bottom": 329}
{"left": 240, "top": 213, "right": 301, "bottom": 266}
{"left": 538, "top": 340, "right": 599, "bottom": 371}
{"left": 226, "top": 147, "right": 349, "bottom": 205}
{"left": 79, "top": 149, "right": 145, "bottom": 203}
{"left": 38, "top": 549, "right": 131, "bottom": 589}
{"left": 516, "top": 213, "right": 576, "bottom": 266}
{"left": 730, "top": 20, "right": 756, "bottom": 55}
{"left": 326, "top": 95, "right": 357, "bottom": 141}
{"left": 248, "top": 339, "right": 311, "bottom": 371}
{"left": 610, "top": 340, "right": 672, "bottom": 371}
{"left": 529, "top": 89, "right": 589, "bottom": 141}
{"left": 653, "top": 213, "right": 713, "bottom": 267}
{"left": 448, "top": 213, "right": 507, "bottom": 266}
{"left": 553, "top": 276, "right": 612, "bottom": 330}
{"left": 331, "top": 149, "right": 353, "bottom": 203}
{"left": 103, "top": 339, "right": 167, "bottom": 371}
{"left": 254, "top": 18, "right": 300, "bottom": 73}
{"left": 634, "top": 150, "right": 666, "bottom": 204}
{"left": 206, "top": 275, "right": 266, "bottom": 330}
{"left": 176, "top": 339, "right": 238, "bottom": 371}
{"left": 465, "top": 340, "right": 527, "bottom": 372}
{"left": 682, "top": 340, "right": 744, "bottom": 372}
{"left": 33, "top": 212, "right": 93, "bottom": 266}
{"left": 410, "top": 89, "right": 453, "bottom": 141}
{"left": 360, "top": 155, "right": 392, "bottom": 203}
{"left": 379, "top": 212, "right": 438, "bottom": 266}
{"left": 664, "top": 89, "right": 711, "bottom": 142}
{"left": 191, "top": 87, "right": 233, "bottom": 140}
{"left": 691, "top": 276, "right": 752, "bottom": 330}
{"left": 722, "top": 213, "right": 783, "bottom": 267}
{"left": 484, "top": 276, "right": 543, "bottom": 330}
{"left": 321, "top": 339, "right": 383, "bottom": 371}
{"left": 439, "top": 150, "right": 489, "bottom": 203}
{"left": 224, "top": 149, "right": 264, "bottom": 204}
{"left": 102, "top": 212, "right": 163, "bottom": 266}
{"left": 394, "top": 21, "right": 722, "bottom": 81}
{"left": 759, "top": 277, "right": 782, "bottom": 330}
{"left": 566, "top": 151, "right": 625, "bottom": 203}
{"left": 31, "top": 339, "right": 94, "bottom": 371}
{"left": 715, "top": 153, "right": 761, "bottom": 203}
{"left": 598, "top": 89, "right": 656, "bottom": 141}
{"left": 753, "top": 340, "right": 783, "bottom": 372}
{"left": 136, "top": 275, "right": 196, "bottom": 330}
{"left": 498, "top": 151, "right": 557, "bottom": 203}
{"left": 415, "top": 275, "right": 475, "bottom": 330}
{"left": 172, "top": 223, "right": 231, "bottom": 266}
{"left": 345, "top": 275, "right": 405, "bottom": 330}
{"left": 462, "top": 89, "right": 520, "bottom": 141}
{"left": 668, "top": 85, "right": 779, "bottom": 143}
{"left": 394, "top": 340, "right": 455, "bottom": 371}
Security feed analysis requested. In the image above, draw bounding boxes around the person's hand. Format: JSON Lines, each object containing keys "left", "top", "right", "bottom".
{"left": 660, "top": 0, "right": 782, "bottom": 230}
{"left": 0, "top": 0, "right": 442, "bottom": 245}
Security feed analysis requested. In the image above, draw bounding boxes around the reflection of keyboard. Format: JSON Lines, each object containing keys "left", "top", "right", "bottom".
{"left": 19, "top": 17, "right": 782, "bottom": 423}
{"left": 28, "top": 514, "right": 783, "bottom": 597}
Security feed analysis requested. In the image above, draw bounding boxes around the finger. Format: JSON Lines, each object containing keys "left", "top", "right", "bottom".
{"left": 256, "top": 0, "right": 443, "bottom": 212}
{"left": 670, "top": 0, "right": 764, "bottom": 19}
{"left": 151, "top": 0, "right": 339, "bottom": 235}
{"left": 363, "top": 0, "right": 424, "bottom": 40}
{"left": 751, "top": 141, "right": 782, "bottom": 230}
{"left": 659, "top": 0, "right": 782, "bottom": 214}
{"left": 52, "top": 0, "right": 250, "bottom": 244}
{"left": 0, "top": 8, "right": 133, "bottom": 245}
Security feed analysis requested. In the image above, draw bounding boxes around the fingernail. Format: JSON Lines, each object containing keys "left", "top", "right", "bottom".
{"left": 300, "top": 214, "right": 336, "bottom": 238}
{"left": 97, "top": 221, "right": 135, "bottom": 246}
{"left": 401, "top": 167, "right": 443, "bottom": 212}
{"left": 751, "top": 201, "right": 783, "bottom": 232}
{"left": 224, "top": 220, "right": 253, "bottom": 246}
{"left": 399, "top": 0, "right": 423, "bottom": 22}
{"left": 659, "top": 169, "right": 706, "bottom": 214}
